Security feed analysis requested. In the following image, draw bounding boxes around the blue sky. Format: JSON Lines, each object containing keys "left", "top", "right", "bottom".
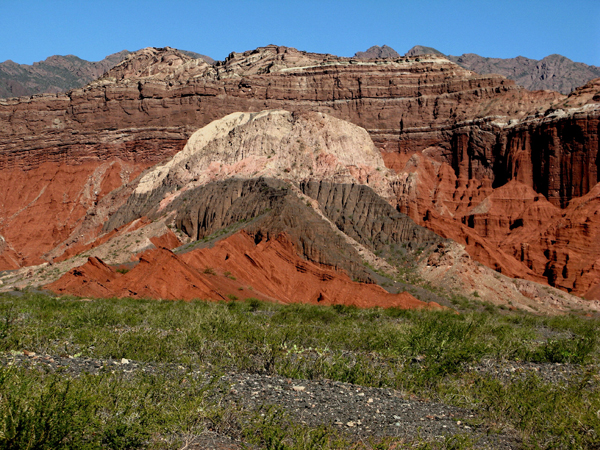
{"left": 1, "top": 0, "right": 599, "bottom": 66}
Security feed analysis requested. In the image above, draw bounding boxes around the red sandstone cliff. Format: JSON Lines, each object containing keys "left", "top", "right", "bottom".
{"left": 36, "top": 110, "right": 596, "bottom": 312}
{"left": 0, "top": 46, "right": 563, "bottom": 169}
{"left": 0, "top": 46, "right": 599, "bottom": 302}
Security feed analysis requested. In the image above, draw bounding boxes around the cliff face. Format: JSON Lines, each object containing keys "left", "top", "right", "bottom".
{"left": 100, "top": 110, "right": 440, "bottom": 283}
{"left": 0, "top": 45, "right": 560, "bottom": 168}
{"left": 0, "top": 107, "right": 595, "bottom": 312}
{"left": 3, "top": 45, "right": 590, "bottom": 205}
{"left": 411, "top": 103, "right": 600, "bottom": 207}
{"left": 38, "top": 108, "right": 449, "bottom": 309}
{"left": 0, "top": 48, "right": 215, "bottom": 99}
{"left": 395, "top": 146, "right": 600, "bottom": 299}
{"left": 1, "top": 46, "right": 599, "bottom": 302}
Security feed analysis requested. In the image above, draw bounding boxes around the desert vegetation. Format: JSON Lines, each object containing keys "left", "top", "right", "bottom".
{"left": 1, "top": 292, "right": 598, "bottom": 449}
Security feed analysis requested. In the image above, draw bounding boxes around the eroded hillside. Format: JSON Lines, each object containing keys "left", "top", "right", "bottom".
{"left": 0, "top": 46, "right": 599, "bottom": 309}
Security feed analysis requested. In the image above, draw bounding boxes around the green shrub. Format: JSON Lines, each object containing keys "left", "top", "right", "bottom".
{"left": 530, "top": 334, "right": 596, "bottom": 364}
{"left": 246, "top": 297, "right": 261, "bottom": 312}
{"left": 0, "top": 370, "right": 95, "bottom": 449}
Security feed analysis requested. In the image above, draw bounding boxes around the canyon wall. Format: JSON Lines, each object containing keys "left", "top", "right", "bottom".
{"left": 1, "top": 46, "right": 599, "bottom": 299}
{"left": 2, "top": 46, "right": 595, "bottom": 207}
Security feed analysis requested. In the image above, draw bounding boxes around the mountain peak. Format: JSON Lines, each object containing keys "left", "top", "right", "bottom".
{"left": 404, "top": 45, "right": 445, "bottom": 57}
{"left": 445, "top": 52, "right": 600, "bottom": 93}
{"left": 354, "top": 45, "right": 401, "bottom": 59}
{"left": 0, "top": 51, "right": 133, "bottom": 98}
{"left": 99, "top": 47, "right": 213, "bottom": 83}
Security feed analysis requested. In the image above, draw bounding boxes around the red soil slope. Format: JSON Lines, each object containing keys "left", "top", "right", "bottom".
{"left": 0, "top": 159, "right": 149, "bottom": 269}
{"left": 55, "top": 218, "right": 152, "bottom": 263}
{"left": 49, "top": 257, "right": 121, "bottom": 298}
{"left": 47, "top": 231, "right": 439, "bottom": 309}
{"left": 149, "top": 230, "right": 181, "bottom": 250}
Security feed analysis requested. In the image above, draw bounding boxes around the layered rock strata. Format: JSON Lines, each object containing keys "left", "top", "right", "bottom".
{"left": 0, "top": 46, "right": 561, "bottom": 178}
{"left": 399, "top": 45, "right": 600, "bottom": 95}
{"left": 1, "top": 45, "right": 594, "bottom": 207}
{"left": 41, "top": 109, "right": 447, "bottom": 308}
{"left": 1, "top": 108, "right": 595, "bottom": 312}
{"left": 396, "top": 150, "right": 600, "bottom": 299}
{"left": 1, "top": 46, "right": 599, "bottom": 302}
{"left": 2, "top": 45, "right": 596, "bottom": 211}
{"left": 100, "top": 109, "right": 442, "bottom": 284}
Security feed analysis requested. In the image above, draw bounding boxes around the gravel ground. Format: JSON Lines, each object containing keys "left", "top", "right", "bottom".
{"left": 1, "top": 351, "right": 187, "bottom": 377}
{"left": 464, "top": 358, "right": 599, "bottom": 384}
{"left": 7, "top": 351, "right": 595, "bottom": 448}
{"left": 219, "top": 371, "right": 505, "bottom": 447}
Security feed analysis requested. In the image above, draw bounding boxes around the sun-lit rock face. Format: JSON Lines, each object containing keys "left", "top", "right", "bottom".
{"left": 0, "top": 45, "right": 559, "bottom": 170}
{"left": 1, "top": 45, "right": 599, "bottom": 308}
{"left": 135, "top": 109, "right": 396, "bottom": 201}
{"left": 94, "top": 47, "right": 214, "bottom": 83}
{"left": 1, "top": 45, "right": 590, "bottom": 209}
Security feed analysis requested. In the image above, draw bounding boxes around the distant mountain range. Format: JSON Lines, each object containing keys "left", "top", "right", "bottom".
{"left": 2, "top": 44, "right": 599, "bottom": 98}
{"left": 356, "top": 45, "right": 600, "bottom": 94}
{"left": 0, "top": 50, "right": 214, "bottom": 98}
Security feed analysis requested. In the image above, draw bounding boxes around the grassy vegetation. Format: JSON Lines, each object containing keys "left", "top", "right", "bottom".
{"left": 0, "top": 367, "right": 217, "bottom": 449}
{"left": 0, "top": 292, "right": 599, "bottom": 448}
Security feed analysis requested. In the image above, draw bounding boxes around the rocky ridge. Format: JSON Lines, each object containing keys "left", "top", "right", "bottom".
{"left": 447, "top": 52, "right": 600, "bottom": 95}
{"left": 354, "top": 45, "right": 401, "bottom": 59}
{"left": 0, "top": 45, "right": 560, "bottom": 170}
{"left": 0, "top": 45, "right": 599, "bottom": 305}
{"left": 1, "top": 44, "right": 585, "bottom": 211}
{"left": 0, "top": 49, "right": 214, "bottom": 99}
{"left": 131, "top": 110, "right": 395, "bottom": 199}
{"left": 0, "top": 50, "right": 131, "bottom": 98}
{"left": 41, "top": 110, "right": 444, "bottom": 309}
{"left": 361, "top": 45, "right": 600, "bottom": 95}
{"left": 400, "top": 45, "right": 600, "bottom": 94}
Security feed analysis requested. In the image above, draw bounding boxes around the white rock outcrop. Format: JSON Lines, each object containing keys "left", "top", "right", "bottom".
{"left": 135, "top": 109, "right": 397, "bottom": 200}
